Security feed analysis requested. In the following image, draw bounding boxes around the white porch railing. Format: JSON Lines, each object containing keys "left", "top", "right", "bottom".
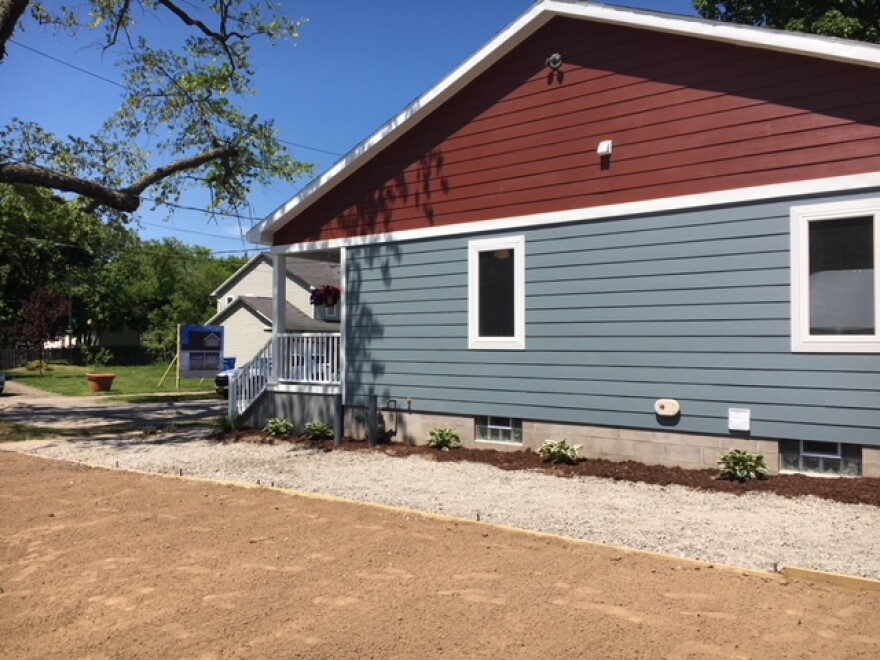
{"left": 276, "top": 333, "right": 341, "bottom": 384}
{"left": 228, "top": 339, "right": 272, "bottom": 418}
{"left": 228, "top": 332, "right": 341, "bottom": 418}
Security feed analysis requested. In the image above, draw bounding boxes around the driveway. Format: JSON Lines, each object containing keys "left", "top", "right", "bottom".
{"left": 0, "top": 379, "right": 225, "bottom": 430}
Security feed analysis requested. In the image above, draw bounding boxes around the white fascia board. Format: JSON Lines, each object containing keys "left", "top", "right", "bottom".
{"left": 269, "top": 172, "right": 880, "bottom": 255}
{"left": 249, "top": 0, "right": 880, "bottom": 246}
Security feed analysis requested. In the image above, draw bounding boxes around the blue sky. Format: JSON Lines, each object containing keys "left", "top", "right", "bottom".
{"left": 2, "top": 1, "right": 698, "bottom": 256}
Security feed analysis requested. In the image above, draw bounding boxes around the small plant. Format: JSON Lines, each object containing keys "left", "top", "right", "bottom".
{"left": 309, "top": 285, "right": 341, "bottom": 307}
{"left": 427, "top": 427, "right": 461, "bottom": 451}
{"left": 717, "top": 449, "right": 768, "bottom": 482}
{"left": 25, "top": 360, "right": 52, "bottom": 372}
{"left": 264, "top": 417, "right": 295, "bottom": 438}
{"left": 216, "top": 415, "right": 241, "bottom": 433}
{"left": 92, "top": 348, "right": 114, "bottom": 367}
{"left": 304, "top": 421, "right": 334, "bottom": 441}
{"left": 538, "top": 439, "right": 581, "bottom": 464}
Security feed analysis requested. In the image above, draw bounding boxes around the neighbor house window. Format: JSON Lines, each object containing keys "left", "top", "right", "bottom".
{"left": 475, "top": 416, "right": 522, "bottom": 444}
{"left": 791, "top": 200, "right": 880, "bottom": 352}
{"left": 468, "top": 235, "right": 525, "bottom": 350}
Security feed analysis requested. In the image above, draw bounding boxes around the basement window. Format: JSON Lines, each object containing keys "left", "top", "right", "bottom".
{"left": 780, "top": 440, "right": 861, "bottom": 476}
{"left": 476, "top": 416, "right": 522, "bottom": 444}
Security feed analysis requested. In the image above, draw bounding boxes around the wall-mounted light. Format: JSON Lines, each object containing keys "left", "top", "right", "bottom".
{"left": 597, "top": 140, "right": 613, "bottom": 156}
{"left": 545, "top": 53, "right": 563, "bottom": 70}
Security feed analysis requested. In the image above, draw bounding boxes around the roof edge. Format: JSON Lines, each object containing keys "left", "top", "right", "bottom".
{"left": 210, "top": 252, "right": 269, "bottom": 297}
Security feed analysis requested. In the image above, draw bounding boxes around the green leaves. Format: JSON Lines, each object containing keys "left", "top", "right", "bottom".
{"left": 427, "top": 428, "right": 462, "bottom": 451}
{"left": 2, "top": 0, "right": 313, "bottom": 214}
{"left": 537, "top": 440, "right": 581, "bottom": 465}
{"left": 716, "top": 449, "right": 769, "bottom": 482}
{"left": 264, "top": 417, "right": 294, "bottom": 438}
{"left": 303, "top": 421, "right": 334, "bottom": 441}
{"left": 693, "top": 2, "right": 880, "bottom": 44}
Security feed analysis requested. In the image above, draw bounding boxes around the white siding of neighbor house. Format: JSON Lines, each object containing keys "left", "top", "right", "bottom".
{"left": 220, "top": 307, "right": 272, "bottom": 364}
{"left": 217, "top": 259, "right": 315, "bottom": 318}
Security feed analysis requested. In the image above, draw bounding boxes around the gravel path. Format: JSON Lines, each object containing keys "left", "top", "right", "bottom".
{"left": 25, "top": 434, "right": 880, "bottom": 580}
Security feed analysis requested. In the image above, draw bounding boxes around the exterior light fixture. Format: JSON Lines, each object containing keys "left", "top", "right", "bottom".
{"left": 545, "top": 53, "right": 563, "bottom": 70}
{"left": 597, "top": 140, "right": 613, "bottom": 156}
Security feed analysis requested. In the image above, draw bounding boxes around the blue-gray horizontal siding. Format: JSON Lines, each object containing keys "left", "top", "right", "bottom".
{"left": 345, "top": 190, "right": 880, "bottom": 447}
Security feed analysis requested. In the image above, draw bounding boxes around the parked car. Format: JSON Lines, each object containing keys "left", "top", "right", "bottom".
{"left": 214, "top": 367, "right": 240, "bottom": 398}
{"left": 214, "top": 357, "right": 271, "bottom": 398}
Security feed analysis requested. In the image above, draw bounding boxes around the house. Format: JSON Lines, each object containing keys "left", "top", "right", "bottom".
{"left": 242, "top": 0, "right": 880, "bottom": 477}
{"left": 207, "top": 254, "right": 340, "bottom": 364}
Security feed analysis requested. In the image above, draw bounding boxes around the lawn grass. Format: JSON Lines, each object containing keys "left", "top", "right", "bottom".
{"left": 7, "top": 364, "right": 216, "bottom": 397}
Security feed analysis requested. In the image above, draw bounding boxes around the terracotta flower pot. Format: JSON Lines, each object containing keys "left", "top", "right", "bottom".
{"left": 86, "top": 373, "right": 116, "bottom": 392}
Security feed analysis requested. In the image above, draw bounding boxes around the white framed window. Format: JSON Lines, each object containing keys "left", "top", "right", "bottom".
{"left": 791, "top": 200, "right": 880, "bottom": 352}
{"left": 324, "top": 304, "right": 338, "bottom": 319}
{"left": 468, "top": 235, "right": 525, "bottom": 350}
{"left": 475, "top": 416, "right": 523, "bottom": 444}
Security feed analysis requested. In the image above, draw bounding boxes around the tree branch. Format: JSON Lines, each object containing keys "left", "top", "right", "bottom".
{"left": 125, "top": 145, "right": 236, "bottom": 195}
{"left": 0, "top": 0, "right": 29, "bottom": 62}
{"left": 0, "top": 145, "right": 237, "bottom": 212}
{"left": 156, "top": 0, "right": 244, "bottom": 67}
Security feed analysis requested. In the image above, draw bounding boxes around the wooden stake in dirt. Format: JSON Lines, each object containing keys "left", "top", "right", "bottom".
{"left": 157, "top": 353, "right": 178, "bottom": 389}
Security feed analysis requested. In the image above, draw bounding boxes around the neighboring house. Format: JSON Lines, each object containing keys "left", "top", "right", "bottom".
{"left": 243, "top": 1, "right": 880, "bottom": 477}
{"left": 208, "top": 254, "right": 340, "bottom": 363}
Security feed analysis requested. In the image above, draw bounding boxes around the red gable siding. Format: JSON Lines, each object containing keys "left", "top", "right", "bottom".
{"left": 274, "top": 17, "right": 880, "bottom": 246}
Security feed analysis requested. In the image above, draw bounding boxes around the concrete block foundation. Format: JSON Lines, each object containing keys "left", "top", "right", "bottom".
{"left": 352, "top": 408, "right": 782, "bottom": 472}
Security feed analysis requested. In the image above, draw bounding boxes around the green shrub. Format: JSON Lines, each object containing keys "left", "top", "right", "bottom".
{"left": 538, "top": 439, "right": 581, "bottom": 464}
{"left": 216, "top": 415, "right": 241, "bottom": 433}
{"left": 303, "top": 421, "right": 334, "bottom": 441}
{"left": 91, "top": 348, "right": 114, "bottom": 367}
{"left": 264, "top": 418, "right": 294, "bottom": 438}
{"left": 25, "top": 360, "right": 52, "bottom": 372}
{"left": 427, "top": 427, "right": 461, "bottom": 451}
{"left": 717, "top": 449, "right": 768, "bottom": 482}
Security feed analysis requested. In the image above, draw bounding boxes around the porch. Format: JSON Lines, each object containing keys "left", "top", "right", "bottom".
{"left": 228, "top": 332, "right": 341, "bottom": 418}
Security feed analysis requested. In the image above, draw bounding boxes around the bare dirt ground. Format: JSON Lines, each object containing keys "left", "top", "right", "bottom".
{"left": 2, "top": 452, "right": 879, "bottom": 659}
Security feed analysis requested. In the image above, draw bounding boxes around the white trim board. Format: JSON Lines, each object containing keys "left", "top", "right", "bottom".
{"left": 248, "top": 0, "right": 880, "bottom": 246}
{"left": 269, "top": 173, "right": 880, "bottom": 255}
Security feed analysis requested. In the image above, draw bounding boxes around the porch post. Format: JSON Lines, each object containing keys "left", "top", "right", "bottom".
{"left": 271, "top": 253, "right": 286, "bottom": 384}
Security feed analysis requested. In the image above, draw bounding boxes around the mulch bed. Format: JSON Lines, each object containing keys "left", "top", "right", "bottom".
{"left": 217, "top": 428, "right": 880, "bottom": 508}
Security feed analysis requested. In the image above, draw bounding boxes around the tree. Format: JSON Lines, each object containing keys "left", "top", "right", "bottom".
{"left": 0, "top": 0, "right": 311, "bottom": 216}
{"left": 4, "top": 288, "right": 71, "bottom": 371}
{"left": 693, "top": 1, "right": 880, "bottom": 43}
{"left": 0, "top": 184, "right": 102, "bottom": 326}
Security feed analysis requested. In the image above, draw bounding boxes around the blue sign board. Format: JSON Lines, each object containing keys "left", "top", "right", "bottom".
{"left": 179, "top": 324, "right": 224, "bottom": 378}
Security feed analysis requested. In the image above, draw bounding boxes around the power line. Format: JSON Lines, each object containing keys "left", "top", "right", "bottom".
{"left": 8, "top": 39, "right": 344, "bottom": 157}
{"left": 138, "top": 220, "right": 252, "bottom": 242}
{"left": 17, "top": 233, "right": 259, "bottom": 257}
{"left": 141, "top": 197, "right": 258, "bottom": 221}
{"left": 11, "top": 40, "right": 128, "bottom": 89}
